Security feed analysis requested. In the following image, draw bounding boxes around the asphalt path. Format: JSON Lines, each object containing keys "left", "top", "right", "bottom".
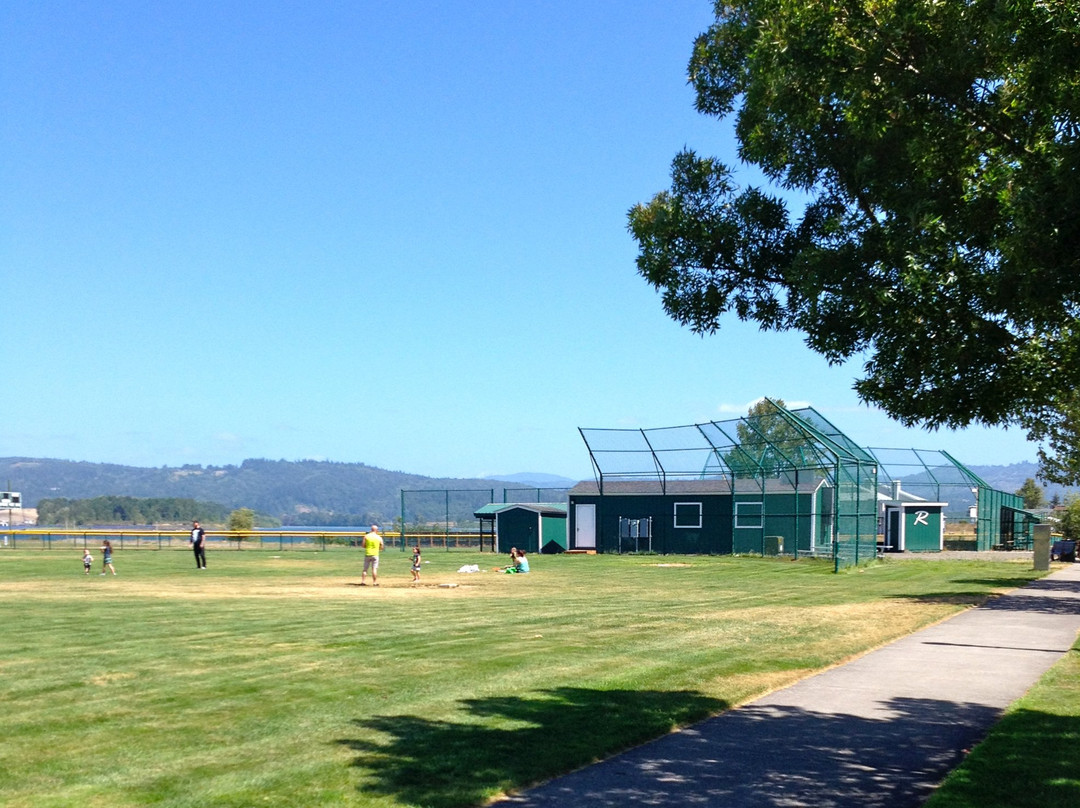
{"left": 503, "top": 563, "right": 1080, "bottom": 808}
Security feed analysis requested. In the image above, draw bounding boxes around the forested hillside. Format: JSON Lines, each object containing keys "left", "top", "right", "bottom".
{"left": 1, "top": 457, "right": 571, "bottom": 525}
{"left": 36, "top": 496, "right": 231, "bottom": 527}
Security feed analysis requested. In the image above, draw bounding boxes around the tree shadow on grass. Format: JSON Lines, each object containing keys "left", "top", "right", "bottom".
{"left": 335, "top": 686, "right": 727, "bottom": 808}
{"left": 891, "top": 573, "right": 1080, "bottom": 615}
{"left": 958, "top": 576, "right": 1080, "bottom": 594}
{"left": 957, "top": 576, "right": 1051, "bottom": 589}
{"left": 887, "top": 590, "right": 1003, "bottom": 607}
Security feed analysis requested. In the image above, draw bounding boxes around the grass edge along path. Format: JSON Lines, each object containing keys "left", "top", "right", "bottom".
{"left": 923, "top": 636, "right": 1080, "bottom": 808}
{"left": 0, "top": 550, "right": 1054, "bottom": 808}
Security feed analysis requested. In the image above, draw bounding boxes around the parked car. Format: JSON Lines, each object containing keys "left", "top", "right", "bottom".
{"left": 1050, "top": 539, "right": 1077, "bottom": 562}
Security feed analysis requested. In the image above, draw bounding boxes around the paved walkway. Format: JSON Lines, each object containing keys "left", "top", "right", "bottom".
{"left": 504, "top": 564, "right": 1080, "bottom": 808}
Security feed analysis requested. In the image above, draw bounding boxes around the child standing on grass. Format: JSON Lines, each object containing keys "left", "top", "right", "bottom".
{"left": 82, "top": 549, "right": 93, "bottom": 575}
{"left": 100, "top": 540, "right": 116, "bottom": 576}
{"left": 411, "top": 545, "right": 422, "bottom": 582}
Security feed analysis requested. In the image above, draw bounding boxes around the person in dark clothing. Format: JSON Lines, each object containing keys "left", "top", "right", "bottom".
{"left": 190, "top": 521, "right": 207, "bottom": 569}
{"left": 100, "top": 540, "right": 116, "bottom": 576}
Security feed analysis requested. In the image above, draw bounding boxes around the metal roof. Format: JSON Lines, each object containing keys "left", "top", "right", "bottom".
{"left": 473, "top": 502, "right": 568, "bottom": 518}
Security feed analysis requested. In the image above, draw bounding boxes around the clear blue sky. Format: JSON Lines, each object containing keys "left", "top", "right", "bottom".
{"left": 1, "top": 1, "right": 1037, "bottom": 481}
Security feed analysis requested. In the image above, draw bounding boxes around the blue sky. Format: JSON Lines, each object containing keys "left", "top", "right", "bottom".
{"left": 1, "top": 1, "right": 1037, "bottom": 481}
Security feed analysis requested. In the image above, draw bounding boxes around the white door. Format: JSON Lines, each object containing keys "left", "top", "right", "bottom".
{"left": 575, "top": 504, "right": 596, "bottom": 549}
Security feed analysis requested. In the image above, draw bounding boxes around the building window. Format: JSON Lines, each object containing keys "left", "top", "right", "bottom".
{"left": 673, "top": 502, "right": 702, "bottom": 529}
{"left": 735, "top": 502, "right": 763, "bottom": 529}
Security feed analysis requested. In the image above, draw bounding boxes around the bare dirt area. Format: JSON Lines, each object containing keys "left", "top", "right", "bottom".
{"left": 0, "top": 574, "right": 494, "bottom": 601}
{"left": 885, "top": 550, "right": 1037, "bottom": 562}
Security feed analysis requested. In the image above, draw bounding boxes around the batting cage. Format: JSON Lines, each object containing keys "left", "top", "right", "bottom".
{"left": 571, "top": 399, "right": 879, "bottom": 570}
{"left": 865, "top": 447, "right": 1039, "bottom": 551}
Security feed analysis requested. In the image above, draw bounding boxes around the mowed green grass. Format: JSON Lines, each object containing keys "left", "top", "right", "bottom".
{"left": 924, "top": 636, "right": 1080, "bottom": 808}
{"left": 0, "top": 548, "right": 1048, "bottom": 808}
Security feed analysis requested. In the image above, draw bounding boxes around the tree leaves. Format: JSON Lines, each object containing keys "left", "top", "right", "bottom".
{"left": 631, "top": 0, "right": 1080, "bottom": 479}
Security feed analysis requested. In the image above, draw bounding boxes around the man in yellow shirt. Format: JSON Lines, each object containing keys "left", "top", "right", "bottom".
{"left": 361, "top": 524, "right": 384, "bottom": 586}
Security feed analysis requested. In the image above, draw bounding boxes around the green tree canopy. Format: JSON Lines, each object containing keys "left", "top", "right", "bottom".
{"left": 36, "top": 496, "right": 228, "bottom": 526}
{"left": 227, "top": 508, "right": 256, "bottom": 532}
{"left": 629, "top": 1, "right": 1080, "bottom": 480}
{"left": 1054, "top": 494, "right": 1080, "bottom": 541}
{"left": 725, "top": 398, "right": 824, "bottom": 476}
{"left": 1015, "top": 477, "right": 1045, "bottom": 510}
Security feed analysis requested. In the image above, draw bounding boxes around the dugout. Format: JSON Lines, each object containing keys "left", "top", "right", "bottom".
{"left": 473, "top": 503, "right": 568, "bottom": 554}
{"left": 572, "top": 400, "right": 879, "bottom": 569}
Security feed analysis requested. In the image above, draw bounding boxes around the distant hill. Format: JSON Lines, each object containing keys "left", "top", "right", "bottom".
{"left": 1, "top": 457, "right": 582, "bottom": 525}
{"left": 484, "top": 472, "right": 578, "bottom": 489}
{"left": 965, "top": 461, "right": 1077, "bottom": 502}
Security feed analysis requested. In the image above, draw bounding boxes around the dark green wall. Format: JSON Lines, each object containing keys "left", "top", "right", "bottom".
{"left": 541, "top": 514, "right": 567, "bottom": 551}
{"left": 571, "top": 494, "right": 734, "bottom": 554}
{"left": 496, "top": 509, "right": 540, "bottom": 554}
{"left": 496, "top": 509, "right": 567, "bottom": 554}
{"left": 904, "top": 505, "right": 943, "bottom": 552}
{"left": 570, "top": 489, "right": 828, "bottom": 555}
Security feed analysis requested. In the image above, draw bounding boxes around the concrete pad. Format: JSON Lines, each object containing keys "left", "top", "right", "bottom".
{"left": 503, "top": 564, "right": 1080, "bottom": 808}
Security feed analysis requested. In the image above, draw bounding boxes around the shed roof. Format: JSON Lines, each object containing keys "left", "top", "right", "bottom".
{"left": 473, "top": 502, "right": 568, "bottom": 518}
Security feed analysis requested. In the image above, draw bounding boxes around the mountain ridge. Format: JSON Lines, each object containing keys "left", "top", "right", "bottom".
{"left": 1, "top": 457, "right": 579, "bottom": 524}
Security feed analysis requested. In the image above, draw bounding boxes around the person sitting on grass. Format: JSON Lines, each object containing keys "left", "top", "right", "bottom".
{"left": 504, "top": 549, "right": 530, "bottom": 574}
{"left": 496, "top": 547, "right": 519, "bottom": 572}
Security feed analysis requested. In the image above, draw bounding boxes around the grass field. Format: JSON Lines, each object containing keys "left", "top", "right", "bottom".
{"left": 0, "top": 548, "right": 1051, "bottom": 807}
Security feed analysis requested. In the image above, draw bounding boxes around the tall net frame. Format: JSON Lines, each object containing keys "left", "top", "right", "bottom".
{"left": 578, "top": 399, "right": 879, "bottom": 569}
{"left": 865, "top": 447, "right": 1037, "bottom": 550}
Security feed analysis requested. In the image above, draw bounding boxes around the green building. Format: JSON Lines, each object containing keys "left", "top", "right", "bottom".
{"left": 879, "top": 482, "right": 946, "bottom": 552}
{"left": 568, "top": 400, "right": 1040, "bottom": 567}
{"left": 867, "top": 448, "right": 1041, "bottom": 551}
{"left": 473, "top": 503, "right": 567, "bottom": 555}
{"left": 570, "top": 400, "right": 879, "bottom": 569}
